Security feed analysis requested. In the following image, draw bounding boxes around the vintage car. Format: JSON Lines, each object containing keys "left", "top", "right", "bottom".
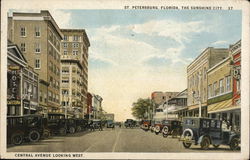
{"left": 154, "top": 120, "right": 163, "bottom": 135}
{"left": 47, "top": 113, "right": 67, "bottom": 136}
{"left": 141, "top": 120, "right": 151, "bottom": 131}
{"left": 179, "top": 117, "right": 240, "bottom": 150}
{"left": 107, "top": 120, "right": 115, "bottom": 128}
{"left": 7, "top": 115, "right": 45, "bottom": 145}
{"left": 89, "top": 119, "right": 103, "bottom": 130}
{"left": 124, "top": 119, "right": 136, "bottom": 128}
{"left": 66, "top": 118, "right": 77, "bottom": 134}
{"left": 161, "top": 119, "right": 182, "bottom": 138}
{"left": 150, "top": 120, "right": 155, "bottom": 133}
{"left": 75, "top": 118, "right": 88, "bottom": 132}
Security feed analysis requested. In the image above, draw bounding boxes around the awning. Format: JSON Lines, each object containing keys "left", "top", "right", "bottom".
{"left": 188, "top": 103, "right": 207, "bottom": 110}
{"left": 208, "top": 99, "right": 239, "bottom": 113}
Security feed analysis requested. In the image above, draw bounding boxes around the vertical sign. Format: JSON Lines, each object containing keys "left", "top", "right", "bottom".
{"left": 7, "top": 65, "right": 21, "bottom": 105}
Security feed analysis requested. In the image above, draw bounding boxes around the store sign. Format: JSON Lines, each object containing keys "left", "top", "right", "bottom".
{"left": 7, "top": 65, "right": 21, "bottom": 105}
{"left": 233, "top": 66, "right": 241, "bottom": 80}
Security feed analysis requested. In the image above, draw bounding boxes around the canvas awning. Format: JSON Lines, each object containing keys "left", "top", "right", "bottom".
{"left": 208, "top": 99, "right": 240, "bottom": 113}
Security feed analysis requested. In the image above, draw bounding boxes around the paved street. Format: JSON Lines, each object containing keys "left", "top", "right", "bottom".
{"left": 7, "top": 128, "right": 238, "bottom": 152}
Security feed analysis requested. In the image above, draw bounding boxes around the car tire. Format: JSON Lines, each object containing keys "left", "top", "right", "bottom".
{"left": 11, "top": 133, "right": 23, "bottom": 145}
{"left": 43, "top": 129, "right": 51, "bottom": 139}
{"left": 182, "top": 142, "right": 192, "bottom": 148}
{"left": 162, "top": 126, "right": 169, "bottom": 137}
{"left": 28, "top": 130, "right": 41, "bottom": 142}
{"left": 76, "top": 126, "right": 82, "bottom": 132}
{"left": 213, "top": 144, "right": 220, "bottom": 148}
{"left": 59, "top": 128, "right": 67, "bottom": 136}
{"left": 230, "top": 137, "right": 240, "bottom": 150}
{"left": 200, "top": 137, "right": 210, "bottom": 150}
{"left": 69, "top": 127, "right": 76, "bottom": 134}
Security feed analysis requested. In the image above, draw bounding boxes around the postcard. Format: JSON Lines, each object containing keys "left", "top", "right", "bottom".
{"left": 0, "top": 0, "right": 249, "bottom": 159}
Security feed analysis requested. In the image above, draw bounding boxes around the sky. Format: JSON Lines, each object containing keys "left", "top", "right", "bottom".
{"left": 10, "top": 9, "right": 242, "bottom": 121}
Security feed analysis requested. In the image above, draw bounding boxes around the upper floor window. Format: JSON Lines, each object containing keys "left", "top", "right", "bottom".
{"left": 213, "top": 81, "right": 218, "bottom": 96}
{"left": 225, "top": 75, "right": 231, "bottom": 92}
{"left": 219, "top": 79, "right": 224, "bottom": 94}
{"left": 73, "top": 35, "right": 79, "bottom": 41}
{"left": 236, "top": 79, "right": 241, "bottom": 92}
{"left": 35, "top": 43, "right": 41, "bottom": 53}
{"left": 63, "top": 43, "right": 68, "bottom": 48}
{"left": 73, "top": 50, "right": 78, "bottom": 55}
{"left": 63, "top": 50, "right": 68, "bottom": 55}
{"left": 63, "top": 35, "right": 68, "bottom": 41}
{"left": 20, "top": 27, "right": 26, "bottom": 37}
{"left": 35, "top": 59, "right": 41, "bottom": 69}
{"left": 73, "top": 43, "right": 79, "bottom": 48}
{"left": 35, "top": 26, "right": 41, "bottom": 37}
{"left": 20, "top": 43, "right": 26, "bottom": 52}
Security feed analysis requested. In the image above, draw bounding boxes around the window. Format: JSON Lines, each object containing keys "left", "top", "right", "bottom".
{"left": 35, "top": 26, "right": 41, "bottom": 37}
{"left": 236, "top": 79, "right": 241, "bottom": 92}
{"left": 62, "top": 67, "right": 69, "bottom": 74}
{"left": 73, "top": 43, "right": 79, "bottom": 48}
{"left": 225, "top": 75, "right": 231, "bottom": 92}
{"left": 39, "top": 91, "right": 43, "bottom": 102}
{"left": 48, "top": 91, "right": 52, "bottom": 101}
{"left": 63, "top": 50, "right": 68, "bottom": 55}
{"left": 72, "top": 50, "right": 78, "bottom": 55}
{"left": 35, "top": 43, "right": 41, "bottom": 53}
{"left": 44, "top": 93, "right": 47, "bottom": 103}
{"left": 219, "top": 79, "right": 224, "bottom": 94}
{"left": 50, "top": 76, "right": 53, "bottom": 87}
{"left": 63, "top": 43, "right": 68, "bottom": 48}
{"left": 20, "top": 27, "right": 26, "bottom": 37}
{"left": 73, "top": 35, "right": 79, "bottom": 41}
{"left": 62, "top": 89, "right": 69, "bottom": 95}
{"left": 63, "top": 35, "right": 68, "bottom": 41}
{"left": 213, "top": 82, "right": 217, "bottom": 96}
{"left": 35, "top": 59, "right": 41, "bottom": 69}
{"left": 33, "top": 86, "right": 37, "bottom": 99}
{"left": 62, "top": 78, "right": 69, "bottom": 83}
{"left": 20, "top": 43, "right": 26, "bottom": 52}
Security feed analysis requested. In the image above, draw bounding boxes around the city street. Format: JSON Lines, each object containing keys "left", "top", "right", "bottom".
{"left": 7, "top": 127, "right": 238, "bottom": 152}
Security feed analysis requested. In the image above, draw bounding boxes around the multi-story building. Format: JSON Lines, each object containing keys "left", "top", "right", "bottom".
{"left": 151, "top": 91, "right": 179, "bottom": 106}
{"left": 86, "top": 92, "right": 93, "bottom": 119}
{"left": 187, "top": 47, "right": 229, "bottom": 117}
{"left": 60, "top": 29, "right": 90, "bottom": 118}
{"left": 7, "top": 42, "right": 39, "bottom": 116}
{"left": 92, "top": 94, "right": 103, "bottom": 119}
{"left": 8, "top": 10, "right": 63, "bottom": 115}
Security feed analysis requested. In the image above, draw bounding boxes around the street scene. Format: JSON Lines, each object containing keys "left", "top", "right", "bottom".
{"left": 6, "top": 8, "right": 242, "bottom": 154}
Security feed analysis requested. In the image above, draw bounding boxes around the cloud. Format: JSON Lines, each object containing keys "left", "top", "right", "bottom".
{"left": 211, "top": 40, "right": 229, "bottom": 46}
{"left": 89, "top": 53, "right": 117, "bottom": 68}
{"left": 130, "top": 20, "right": 209, "bottom": 44}
{"left": 49, "top": 10, "right": 73, "bottom": 28}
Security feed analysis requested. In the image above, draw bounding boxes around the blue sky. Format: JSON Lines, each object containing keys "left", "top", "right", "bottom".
{"left": 51, "top": 9, "right": 241, "bottom": 121}
{"left": 10, "top": 9, "right": 241, "bottom": 120}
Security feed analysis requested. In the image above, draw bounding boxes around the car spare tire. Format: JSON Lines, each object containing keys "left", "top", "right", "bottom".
{"left": 28, "top": 130, "right": 41, "bottom": 142}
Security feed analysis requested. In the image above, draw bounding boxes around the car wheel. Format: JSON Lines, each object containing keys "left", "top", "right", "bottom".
{"left": 43, "top": 129, "right": 51, "bottom": 139}
{"left": 162, "top": 126, "right": 169, "bottom": 137}
{"left": 200, "top": 137, "right": 210, "bottom": 150}
{"left": 76, "top": 126, "right": 82, "bottom": 132}
{"left": 230, "top": 137, "right": 240, "bottom": 150}
{"left": 59, "top": 128, "right": 66, "bottom": 136}
{"left": 69, "top": 127, "right": 76, "bottom": 134}
{"left": 213, "top": 144, "right": 220, "bottom": 148}
{"left": 28, "top": 130, "right": 41, "bottom": 142}
{"left": 11, "top": 133, "right": 23, "bottom": 145}
{"left": 183, "top": 142, "right": 192, "bottom": 148}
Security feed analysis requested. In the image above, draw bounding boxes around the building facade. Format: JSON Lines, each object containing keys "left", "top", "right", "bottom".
{"left": 7, "top": 42, "right": 39, "bottom": 116}
{"left": 187, "top": 47, "right": 229, "bottom": 117}
{"left": 92, "top": 94, "right": 103, "bottom": 119}
{"left": 60, "top": 29, "right": 90, "bottom": 118}
{"left": 8, "top": 10, "right": 63, "bottom": 115}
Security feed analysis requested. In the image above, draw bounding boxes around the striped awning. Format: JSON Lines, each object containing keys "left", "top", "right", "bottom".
{"left": 208, "top": 99, "right": 240, "bottom": 113}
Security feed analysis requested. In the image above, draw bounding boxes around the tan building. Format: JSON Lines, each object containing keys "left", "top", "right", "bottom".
{"left": 8, "top": 10, "right": 63, "bottom": 114}
{"left": 151, "top": 91, "right": 179, "bottom": 106}
{"left": 187, "top": 47, "right": 229, "bottom": 117}
{"left": 60, "top": 29, "right": 90, "bottom": 118}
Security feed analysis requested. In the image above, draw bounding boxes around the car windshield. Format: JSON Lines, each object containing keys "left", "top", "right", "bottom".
{"left": 162, "top": 120, "right": 170, "bottom": 125}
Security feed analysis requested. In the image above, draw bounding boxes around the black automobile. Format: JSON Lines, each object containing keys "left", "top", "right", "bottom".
{"left": 89, "top": 119, "right": 103, "bottom": 130}
{"left": 75, "top": 118, "right": 88, "bottom": 132}
{"left": 7, "top": 115, "right": 45, "bottom": 145}
{"left": 47, "top": 113, "right": 67, "bottom": 136}
{"left": 107, "top": 120, "right": 115, "bottom": 128}
{"left": 124, "top": 119, "right": 135, "bottom": 128}
{"left": 162, "top": 119, "right": 182, "bottom": 138}
{"left": 179, "top": 117, "right": 240, "bottom": 150}
{"left": 66, "top": 118, "right": 77, "bottom": 134}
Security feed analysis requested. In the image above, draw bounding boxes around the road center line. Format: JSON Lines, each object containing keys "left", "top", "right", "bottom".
{"left": 112, "top": 129, "right": 122, "bottom": 152}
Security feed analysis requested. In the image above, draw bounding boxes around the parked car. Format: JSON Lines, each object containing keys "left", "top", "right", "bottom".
{"left": 141, "top": 120, "right": 151, "bottom": 131}
{"left": 162, "top": 119, "right": 182, "bottom": 138}
{"left": 47, "top": 113, "right": 67, "bottom": 136}
{"left": 75, "top": 118, "right": 88, "bottom": 132}
{"left": 150, "top": 120, "right": 155, "bottom": 133}
{"left": 90, "top": 119, "right": 103, "bottom": 130}
{"left": 107, "top": 120, "right": 115, "bottom": 128}
{"left": 7, "top": 115, "right": 45, "bottom": 145}
{"left": 154, "top": 120, "right": 163, "bottom": 135}
{"left": 179, "top": 117, "right": 240, "bottom": 150}
{"left": 66, "top": 118, "right": 77, "bottom": 134}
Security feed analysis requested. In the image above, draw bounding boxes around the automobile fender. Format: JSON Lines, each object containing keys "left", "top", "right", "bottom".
{"left": 229, "top": 134, "right": 240, "bottom": 144}
{"left": 182, "top": 128, "right": 193, "bottom": 138}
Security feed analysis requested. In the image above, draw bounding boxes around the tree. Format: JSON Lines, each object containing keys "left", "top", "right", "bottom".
{"left": 131, "top": 98, "right": 152, "bottom": 120}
